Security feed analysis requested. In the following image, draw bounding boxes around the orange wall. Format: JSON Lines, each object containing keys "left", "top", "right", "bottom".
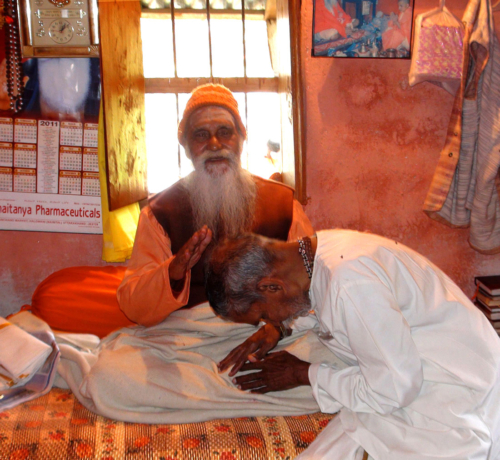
{"left": 302, "top": 0, "right": 500, "bottom": 297}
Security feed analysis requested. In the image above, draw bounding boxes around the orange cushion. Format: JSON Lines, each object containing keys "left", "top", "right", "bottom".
{"left": 29, "top": 266, "right": 135, "bottom": 338}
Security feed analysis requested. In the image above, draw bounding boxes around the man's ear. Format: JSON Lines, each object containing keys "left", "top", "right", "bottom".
{"left": 257, "top": 277, "right": 285, "bottom": 295}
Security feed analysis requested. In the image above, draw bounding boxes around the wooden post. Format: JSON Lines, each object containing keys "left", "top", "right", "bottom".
{"left": 98, "top": 0, "right": 148, "bottom": 211}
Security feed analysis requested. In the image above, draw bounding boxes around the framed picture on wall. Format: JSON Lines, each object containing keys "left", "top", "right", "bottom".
{"left": 312, "top": 0, "right": 414, "bottom": 58}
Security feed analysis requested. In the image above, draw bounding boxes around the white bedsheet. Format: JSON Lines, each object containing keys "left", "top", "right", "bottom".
{"left": 54, "top": 304, "right": 347, "bottom": 424}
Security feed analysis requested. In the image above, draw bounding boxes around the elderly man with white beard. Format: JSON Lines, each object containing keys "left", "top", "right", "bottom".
{"left": 117, "top": 83, "right": 313, "bottom": 363}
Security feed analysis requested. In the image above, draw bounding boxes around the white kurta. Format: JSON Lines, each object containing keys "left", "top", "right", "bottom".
{"left": 297, "top": 230, "right": 500, "bottom": 460}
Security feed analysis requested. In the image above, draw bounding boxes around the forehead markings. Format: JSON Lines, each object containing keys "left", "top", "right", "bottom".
{"left": 188, "top": 107, "right": 236, "bottom": 130}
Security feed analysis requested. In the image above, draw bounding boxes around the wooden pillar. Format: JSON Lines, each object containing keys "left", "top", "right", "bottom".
{"left": 98, "top": 0, "right": 148, "bottom": 211}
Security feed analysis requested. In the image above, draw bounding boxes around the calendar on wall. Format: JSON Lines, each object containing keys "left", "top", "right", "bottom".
{"left": 0, "top": 57, "right": 102, "bottom": 234}
{"left": 0, "top": 118, "right": 102, "bottom": 234}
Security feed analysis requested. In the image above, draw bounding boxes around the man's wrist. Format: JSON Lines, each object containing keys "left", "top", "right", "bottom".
{"left": 169, "top": 276, "right": 186, "bottom": 294}
{"left": 278, "top": 322, "right": 292, "bottom": 340}
{"left": 300, "top": 362, "right": 311, "bottom": 386}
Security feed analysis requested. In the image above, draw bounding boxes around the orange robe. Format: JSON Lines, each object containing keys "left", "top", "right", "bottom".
{"left": 315, "top": 0, "right": 352, "bottom": 39}
{"left": 382, "top": 7, "right": 413, "bottom": 50}
{"left": 117, "top": 200, "right": 314, "bottom": 327}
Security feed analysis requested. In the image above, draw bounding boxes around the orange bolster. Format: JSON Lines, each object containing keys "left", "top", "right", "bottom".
{"left": 30, "top": 266, "right": 135, "bottom": 338}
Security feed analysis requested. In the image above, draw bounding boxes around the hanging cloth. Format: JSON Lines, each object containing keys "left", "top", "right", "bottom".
{"left": 423, "top": 0, "right": 500, "bottom": 254}
{"left": 98, "top": 101, "right": 140, "bottom": 262}
{"left": 409, "top": 0, "right": 465, "bottom": 95}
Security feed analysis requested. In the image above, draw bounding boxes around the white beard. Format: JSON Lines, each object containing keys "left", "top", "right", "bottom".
{"left": 183, "top": 147, "right": 257, "bottom": 240}
{"left": 282, "top": 292, "right": 312, "bottom": 329}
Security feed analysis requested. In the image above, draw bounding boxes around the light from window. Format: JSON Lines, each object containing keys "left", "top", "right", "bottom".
{"left": 175, "top": 20, "right": 211, "bottom": 77}
{"left": 141, "top": 11, "right": 281, "bottom": 193}
{"left": 141, "top": 19, "right": 175, "bottom": 78}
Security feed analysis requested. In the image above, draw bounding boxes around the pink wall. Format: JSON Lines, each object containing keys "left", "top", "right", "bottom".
{"left": 302, "top": 0, "right": 500, "bottom": 297}
{"left": 0, "top": 231, "right": 110, "bottom": 316}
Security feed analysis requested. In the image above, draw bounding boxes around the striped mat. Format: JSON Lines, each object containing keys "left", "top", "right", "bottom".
{"left": 0, "top": 388, "right": 336, "bottom": 459}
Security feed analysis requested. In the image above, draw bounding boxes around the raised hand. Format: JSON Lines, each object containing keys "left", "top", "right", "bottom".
{"left": 218, "top": 323, "right": 281, "bottom": 377}
{"left": 232, "top": 350, "right": 310, "bottom": 394}
{"left": 169, "top": 225, "right": 213, "bottom": 282}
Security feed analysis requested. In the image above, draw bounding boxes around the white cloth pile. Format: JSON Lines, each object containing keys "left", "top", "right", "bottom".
{"left": 0, "top": 316, "right": 52, "bottom": 390}
{"left": 56, "top": 304, "right": 347, "bottom": 424}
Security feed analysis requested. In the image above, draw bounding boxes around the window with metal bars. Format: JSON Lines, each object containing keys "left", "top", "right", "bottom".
{"left": 140, "top": 0, "right": 298, "bottom": 194}
{"left": 98, "top": 0, "right": 303, "bottom": 211}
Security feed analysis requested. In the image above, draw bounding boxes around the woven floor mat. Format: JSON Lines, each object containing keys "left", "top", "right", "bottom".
{"left": 0, "top": 388, "right": 336, "bottom": 460}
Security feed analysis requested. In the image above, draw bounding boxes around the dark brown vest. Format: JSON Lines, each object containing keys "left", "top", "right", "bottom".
{"left": 149, "top": 176, "right": 294, "bottom": 307}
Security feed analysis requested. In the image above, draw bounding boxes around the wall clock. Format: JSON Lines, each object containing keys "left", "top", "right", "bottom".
{"left": 17, "top": 0, "right": 99, "bottom": 57}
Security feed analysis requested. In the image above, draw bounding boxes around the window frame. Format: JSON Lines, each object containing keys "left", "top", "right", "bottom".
{"left": 99, "top": 0, "right": 305, "bottom": 211}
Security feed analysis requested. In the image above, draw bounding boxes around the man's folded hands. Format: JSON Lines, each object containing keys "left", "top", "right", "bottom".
{"left": 218, "top": 322, "right": 281, "bottom": 377}
{"left": 231, "top": 351, "right": 311, "bottom": 394}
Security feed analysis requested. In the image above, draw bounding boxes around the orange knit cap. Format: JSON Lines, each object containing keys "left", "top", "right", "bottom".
{"left": 177, "top": 84, "right": 247, "bottom": 145}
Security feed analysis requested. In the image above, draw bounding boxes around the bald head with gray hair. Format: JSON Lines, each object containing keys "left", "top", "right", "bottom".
{"left": 205, "top": 234, "right": 282, "bottom": 318}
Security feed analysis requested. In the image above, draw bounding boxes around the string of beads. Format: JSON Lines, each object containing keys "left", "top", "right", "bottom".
{"left": 298, "top": 236, "right": 314, "bottom": 279}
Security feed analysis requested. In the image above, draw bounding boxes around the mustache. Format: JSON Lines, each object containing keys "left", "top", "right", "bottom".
{"left": 196, "top": 149, "right": 238, "bottom": 166}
